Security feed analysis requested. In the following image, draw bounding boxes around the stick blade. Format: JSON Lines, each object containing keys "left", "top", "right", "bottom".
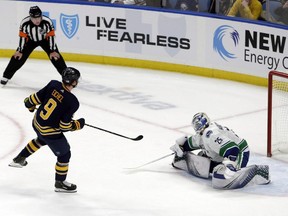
{"left": 132, "top": 135, "right": 143, "bottom": 141}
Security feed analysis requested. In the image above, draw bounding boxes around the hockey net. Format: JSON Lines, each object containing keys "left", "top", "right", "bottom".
{"left": 267, "top": 71, "right": 288, "bottom": 157}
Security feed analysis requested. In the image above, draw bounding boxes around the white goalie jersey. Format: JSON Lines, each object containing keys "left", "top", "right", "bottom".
{"left": 171, "top": 112, "right": 271, "bottom": 190}
{"left": 172, "top": 127, "right": 270, "bottom": 189}
{"left": 187, "top": 122, "right": 249, "bottom": 167}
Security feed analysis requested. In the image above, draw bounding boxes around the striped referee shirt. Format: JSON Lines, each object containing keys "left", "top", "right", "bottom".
{"left": 17, "top": 15, "right": 57, "bottom": 52}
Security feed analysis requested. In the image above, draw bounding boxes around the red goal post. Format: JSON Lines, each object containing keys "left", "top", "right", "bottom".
{"left": 267, "top": 70, "right": 288, "bottom": 157}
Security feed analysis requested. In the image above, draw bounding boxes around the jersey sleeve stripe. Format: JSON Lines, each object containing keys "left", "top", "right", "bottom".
{"left": 188, "top": 136, "right": 200, "bottom": 150}
{"left": 219, "top": 142, "right": 240, "bottom": 158}
{"left": 30, "top": 93, "right": 41, "bottom": 105}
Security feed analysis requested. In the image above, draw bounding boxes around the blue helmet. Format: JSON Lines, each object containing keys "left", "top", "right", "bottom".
{"left": 192, "top": 112, "right": 210, "bottom": 133}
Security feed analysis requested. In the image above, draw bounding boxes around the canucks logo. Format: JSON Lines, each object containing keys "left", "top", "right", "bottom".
{"left": 213, "top": 25, "right": 240, "bottom": 61}
{"left": 60, "top": 14, "right": 79, "bottom": 39}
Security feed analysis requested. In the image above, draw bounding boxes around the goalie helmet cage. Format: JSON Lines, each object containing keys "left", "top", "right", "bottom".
{"left": 267, "top": 70, "right": 288, "bottom": 157}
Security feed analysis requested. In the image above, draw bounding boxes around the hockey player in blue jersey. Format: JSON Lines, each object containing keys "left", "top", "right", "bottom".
{"left": 170, "top": 112, "right": 270, "bottom": 189}
{"left": 9, "top": 67, "right": 85, "bottom": 193}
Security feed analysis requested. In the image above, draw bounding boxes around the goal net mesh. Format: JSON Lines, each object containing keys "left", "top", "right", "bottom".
{"left": 269, "top": 71, "right": 288, "bottom": 156}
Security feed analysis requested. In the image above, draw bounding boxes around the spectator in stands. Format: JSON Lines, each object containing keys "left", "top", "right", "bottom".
{"left": 145, "top": 0, "right": 162, "bottom": 7}
{"left": 211, "top": 0, "right": 235, "bottom": 15}
{"left": 274, "top": 0, "right": 288, "bottom": 24}
{"left": 112, "top": 0, "right": 146, "bottom": 5}
{"left": 209, "top": 0, "right": 216, "bottom": 13}
{"left": 175, "top": 0, "right": 198, "bottom": 11}
{"left": 227, "top": 0, "right": 262, "bottom": 20}
{"left": 258, "top": 0, "right": 266, "bottom": 5}
{"left": 89, "top": 0, "right": 162, "bottom": 7}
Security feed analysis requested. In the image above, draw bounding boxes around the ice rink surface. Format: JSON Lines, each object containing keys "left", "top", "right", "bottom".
{"left": 1, "top": 58, "right": 288, "bottom": 216}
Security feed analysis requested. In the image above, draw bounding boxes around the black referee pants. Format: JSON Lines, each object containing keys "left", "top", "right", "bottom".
{"left": 3, "top": 40, "right": 67, "bottom": 80}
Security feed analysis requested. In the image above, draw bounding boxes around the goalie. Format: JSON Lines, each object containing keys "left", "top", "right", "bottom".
{"left": 170, "top": 112, "right": 270, "bottom": 189}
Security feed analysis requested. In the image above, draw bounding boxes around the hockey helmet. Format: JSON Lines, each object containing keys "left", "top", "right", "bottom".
{"left": 29, "top": 6, "right": 42, "bottom": 18}
{"left": 62, "top": 67, "right": 81, "bottom": 86}
{"left": 192, "top": 112, "right": 210, "bottom": 133}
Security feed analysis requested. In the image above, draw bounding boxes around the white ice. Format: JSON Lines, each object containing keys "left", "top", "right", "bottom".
{"left": 1, "top": 58, "right": 288, "bottom": 216}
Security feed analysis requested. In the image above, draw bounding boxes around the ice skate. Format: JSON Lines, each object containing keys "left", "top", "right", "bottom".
{"left": 9, "top": 155, "right": 28, "bottom": 168}
{"left": 0, "top": 77, "right": 9, "bottom": 86}
{"left": 55, "top": 180, "right": 77, "bottom": 193}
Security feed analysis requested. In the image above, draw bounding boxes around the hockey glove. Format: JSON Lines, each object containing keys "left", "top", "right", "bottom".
{"left": 72, "top": 118, "right": 85, "bottom": 131}
{"left": 24, "top": 97, "right": 36, "bottom": 112}
{"left": 170, "top": 143, "right": 184, "bottom": 157}
{"left": 214, "top": 158, "right": 238, "bottom": 179}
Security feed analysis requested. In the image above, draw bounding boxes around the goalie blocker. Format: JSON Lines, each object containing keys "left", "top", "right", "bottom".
{"left": 172, "top": 152, "right": 270, "bottom": 189}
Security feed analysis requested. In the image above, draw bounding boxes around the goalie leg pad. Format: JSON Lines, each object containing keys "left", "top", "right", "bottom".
{"left": 212, "top": 165, "right": 257, "bottom": 189}
{"left": 172, "top": 152, "right": 211, "bottom": 179}
{"left": 212, "top": 165, "right": 270, "bottom": 190}
{"left": 172, "top": 155, "right": 188, "bottom": 171}
{"left": 186, "top": 152, "right": 211, "bottom": 179}
{"left": 253, "top": 165, "right": 270, "bottom": 185}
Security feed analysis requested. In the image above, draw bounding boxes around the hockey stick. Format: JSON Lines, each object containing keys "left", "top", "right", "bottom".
{"left": 85, "top": 123, "right": 143, "bottom": 141}
{"left": 124, "top": 153, "right": 175, "bottom": 169}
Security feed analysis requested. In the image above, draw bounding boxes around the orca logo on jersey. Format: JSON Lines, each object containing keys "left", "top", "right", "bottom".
{"left": 213, "top": 25, "right": 240, "bottom": 61}
{"left": 60, "top": 14, "right": 79, "bottom": 39}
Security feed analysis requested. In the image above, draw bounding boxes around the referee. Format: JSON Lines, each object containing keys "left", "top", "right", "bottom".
{"left": 1, "top": 6, "right": 67, "bottom": 86}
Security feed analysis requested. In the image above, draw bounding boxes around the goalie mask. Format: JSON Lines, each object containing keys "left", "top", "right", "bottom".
{"left": 192, "top": 112, "right": 210, "bottom": 133}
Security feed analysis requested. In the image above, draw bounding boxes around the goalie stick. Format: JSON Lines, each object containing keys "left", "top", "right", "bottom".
{"left": 85, "top": 123, "right": 143, "bottom": 141}
{"left": 124, "top": 153, "right": 175, "bottom": 169}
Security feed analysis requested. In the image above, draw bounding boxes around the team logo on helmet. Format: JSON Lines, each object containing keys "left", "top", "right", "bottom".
{"left": 213, "top": 25, "right": 240, "bottom": 61}
{"left": 60, "top": 13, "right": 79, "bottom": 39}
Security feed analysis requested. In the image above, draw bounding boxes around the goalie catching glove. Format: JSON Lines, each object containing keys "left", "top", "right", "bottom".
{"left": 71, "top": 118, "right": 85, "bottom": 131}
{"left": 170, "top": 143, "right": 184, "bottom": 157}
{"left": 24, "top": 97, "right": 36, "bottom": 112}
{"left": 170, "top": 136, "right": 189, "bottom": 157}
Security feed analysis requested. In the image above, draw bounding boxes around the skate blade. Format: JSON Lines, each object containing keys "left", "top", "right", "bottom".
{"left": 54, "top": 188, "right": 77, "bottom": 193}
{"left": 8, "top": 162, "right": 24, "bottom": 168}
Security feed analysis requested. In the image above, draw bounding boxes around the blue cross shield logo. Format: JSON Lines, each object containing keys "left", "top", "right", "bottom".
{"left": 60, "top": 13, "right": 79, "bottom": 39}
